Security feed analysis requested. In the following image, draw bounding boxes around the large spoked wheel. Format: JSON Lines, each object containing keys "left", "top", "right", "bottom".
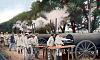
{"left": 75, "top": 40, "right": 97, "bottom": 60}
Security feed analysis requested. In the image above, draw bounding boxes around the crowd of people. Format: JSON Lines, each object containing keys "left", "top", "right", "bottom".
{"left": 0, "top": 31, "right": 71, "bottom": 60}
{"left": 0, "top": 32, "right": 40, "bottom": 59}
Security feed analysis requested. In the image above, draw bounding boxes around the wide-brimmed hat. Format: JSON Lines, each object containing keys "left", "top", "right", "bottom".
{"left": 32, "top": 34, "right": 35, "bottom": 37}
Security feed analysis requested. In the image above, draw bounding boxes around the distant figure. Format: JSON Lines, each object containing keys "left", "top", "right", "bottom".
{"left": 55, "top": 34, "right": 64, "bottom": 46}
{"left": 31, "top": 33, "right": 39, "bottom": 59}
{"left": 4, "top": 32, "right": 9, "bottom": 46}
{"left": 22, "top": 33, "right": 29, "bottom": 49}
{"left": 9, "top": 33, "right": 16, "bottom": 51}
{"left": 66, "top": 34, "right": 74, "bottom": 40}
{"left": 47, "top": 34, "right": 55, "bottom": 60}
{"left": 0, "top": 37, "right": 4, "bottom": 50}
{"left": 54, "top": 34, "right": 65, "bottom": 60}
{"left": 27, "top": 34, "right": 33, "bottom": 55}
{"left": 16, "top": 34, "right": 23, "bottom": 54}
{"left": 22, "top": 32, "right": 29, "bottom": 59}
{"left": 0, "top": 32, "right": 4, "bottom": 38}
{"left": 65, "top": 34, "right": 74, "bottom": 45}
{"left": 47, "top": 34, "right": 55, "bottom": 46}
{"left": 0, "top": 32, "right": 4, "bottom": 48}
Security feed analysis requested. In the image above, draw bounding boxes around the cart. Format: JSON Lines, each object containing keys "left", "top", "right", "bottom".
{"left": 38, "top": 33, "right": 99, "bottom": 60}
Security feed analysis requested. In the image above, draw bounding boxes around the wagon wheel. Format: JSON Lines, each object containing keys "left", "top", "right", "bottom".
{"left": 75, "top": 40, "right": 97, "bottom": 60}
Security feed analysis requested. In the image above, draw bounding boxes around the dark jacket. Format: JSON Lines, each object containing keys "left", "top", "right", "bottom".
{"left": 10, "top": 35, "right": 15, "bottom": 43}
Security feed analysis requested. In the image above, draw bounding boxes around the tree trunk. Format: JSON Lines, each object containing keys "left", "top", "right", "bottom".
{"left": 60, "top": 23, "right": 67, "bottom": 33}
{"left": 90, "top": 16, "right": 96, "bottom": 33}
{"left": 71, "top": 20, "right": 76, "bottom": 33}
{"left": 82, "top": 4, "right": 89, "bottom": 23}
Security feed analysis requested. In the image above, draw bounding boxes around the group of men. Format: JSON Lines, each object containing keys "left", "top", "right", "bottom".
{"left": 47, "top": 34, "right": 70, "bottom": 60}
{"left": 0, "top": 32, "right": 71, "bottom": 60}
{"left": 47, "top": 34, "right": 66, "bottom": 46}
{"left": 0, "top": 32, "right": 9, "bottom": 49}
{"left": 0, "top": 32, "right": 40, "bottom": 59}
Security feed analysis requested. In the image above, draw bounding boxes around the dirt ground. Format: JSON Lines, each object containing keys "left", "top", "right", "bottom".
{"left": 3, "top": 48, "right": 100, "bottom": 60}
{"left": 4, "top": 49, "right": 46, "bottom": 60}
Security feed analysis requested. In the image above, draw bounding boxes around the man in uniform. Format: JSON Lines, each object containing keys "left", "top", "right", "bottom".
{"left": 9, "top": 33, "right": 16, "bottom": 51}
{"left": 0, "top": 32, "right": 4, "bottom": 50}
{"left": 4, "top": 32, "right": 9, "bottom": 46}
{"left": 47, "top": 34, "right": 55, "bottom": 46}
{"left": 54, "top": 34, "right": 64, "bottom": 60}
{"left": 31, "top": 33, "right": 39, "bottom": 59}
{"left": 22, "top": 33, "right": 29, "bottom": 60}
{"left": 55, "top": 34, "right": 64, "bottom": 46}
{"left": 47, "top": 34, "right": 55, "bottom": 60}
{"left": 16, "top": 34, "right": 23, "bottom": 54}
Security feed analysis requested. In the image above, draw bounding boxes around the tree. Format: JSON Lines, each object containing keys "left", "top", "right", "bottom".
{"left": 2, "top": 0, "right": 97, "bottom": 33}
{"left": 42, "top": 0, "right": 63, "bottom": 11}
{"left": 91, "top": 9, "right": 100, "bottom": 32}
{"left": 59, "top": 17, "right": 68, "bottom": 33}
{"left": 96, "top": 0, "right": 100, "bottom": 9}
{"left": 45, "top": 23, "right": 55, "bottom": 33}
{"left": 64, "top": 0, "right": 96, "bottom": 33}
{"left": 31, "top": 0, "right": 65, "bottom": 33}
{"left": 67, "top": 2, "right": 83, "bottom": 33}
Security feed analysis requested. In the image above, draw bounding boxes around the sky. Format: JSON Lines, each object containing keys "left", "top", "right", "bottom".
{"left": 0, "top": 0, "right": 35, "bottom": 23}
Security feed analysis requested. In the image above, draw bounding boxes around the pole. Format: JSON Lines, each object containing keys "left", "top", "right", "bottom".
{"left": 55, "top": 18, "right": 57, "bottom": 34}
{"left": 88, "top": 0, "right": 91, "bottom": 33}
{"left": 32, "top": 23, "right": 33, "bottom": 33}
{"left": 50, "top": 20, "right": 52, "bottom": 33}
{"left": 33, "top": 23, "right": 35, "bottom": 34}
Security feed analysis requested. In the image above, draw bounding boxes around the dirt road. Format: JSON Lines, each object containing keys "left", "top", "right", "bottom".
{"left": 3, "top": 48, "right": 100, "bottom": 60}
{"left": 4, "top": 49, "right": 46, "bottom": 60}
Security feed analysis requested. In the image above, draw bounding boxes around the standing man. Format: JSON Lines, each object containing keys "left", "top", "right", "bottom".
{"left": 9, "top": 33, "right": 16, "bottom": 51}
{"left": 55, "top": 34, "right": 64, "bottom": 60}
{"left": 16, "top": 34, "right": 23, "bottom": 54}
{"left": 31, "top": 33, "right": 39, "bottom": 59}
{"left": 22, "top": 33, "right": 29, "bottom": 60}
{"left": 47, "top": 34, "right": 55, "bottom": 46}
{"left": 55, "top": 34, "right": 64, "bottom": 46}
{"left": 4, "top": 32, "right": 9, "bottom": 46}
{"left": 47, "top": 34, "right": 55, "bottom": 60}
{"left": 22, "top": 33, "right": 29, "bottom": 48}
{"left": 0, "top": 32, "right": 4, "bottom": 50}
{"left": 26, "top": 34, "right": 35, "bottom": 60}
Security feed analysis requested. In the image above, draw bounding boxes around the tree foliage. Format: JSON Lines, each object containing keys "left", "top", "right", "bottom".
{"left": 0, "top": 0, "right": 99, "bottom": 33}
